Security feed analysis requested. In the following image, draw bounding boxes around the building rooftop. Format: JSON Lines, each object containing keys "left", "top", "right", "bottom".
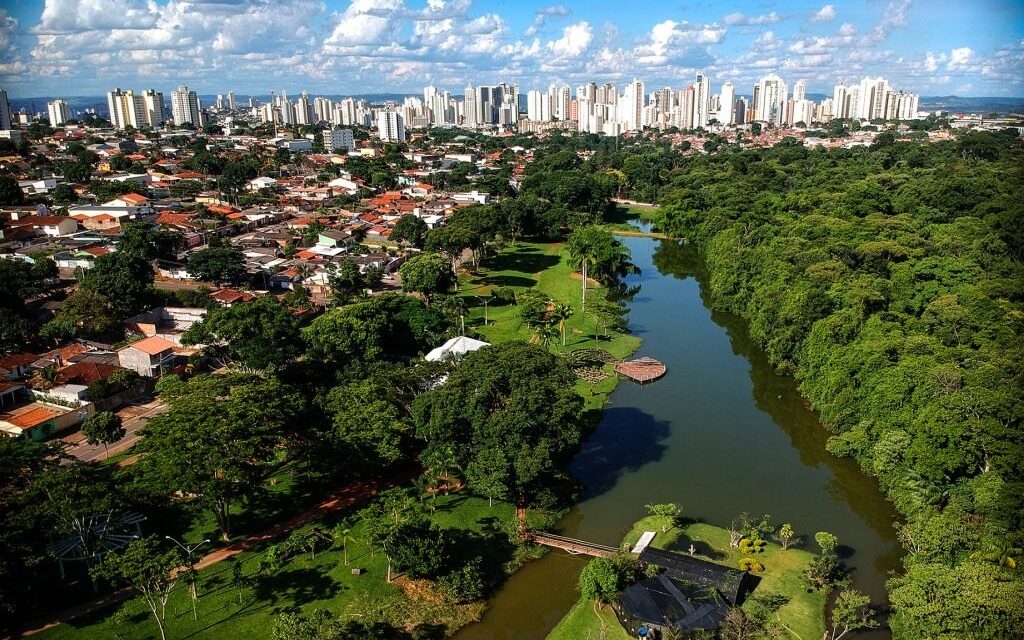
{"left": 123, "top": 336, "right": 176, "bottom": 356}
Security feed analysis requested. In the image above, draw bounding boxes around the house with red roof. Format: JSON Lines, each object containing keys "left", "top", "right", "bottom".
{"left": 117, "top": 336, "right": 178, "bottom": 378}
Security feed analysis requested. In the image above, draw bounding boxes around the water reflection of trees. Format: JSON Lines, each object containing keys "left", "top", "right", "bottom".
{"left": 651, "top": 239, "right": 902, "bottom": 553}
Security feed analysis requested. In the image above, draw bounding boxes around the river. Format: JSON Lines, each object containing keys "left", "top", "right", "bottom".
{"left": 454, "top": 230, "right": 903, "bottom": 640}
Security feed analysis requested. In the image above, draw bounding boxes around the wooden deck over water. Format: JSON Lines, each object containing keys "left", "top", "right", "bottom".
{"left": 614, "top": 357, "right": 667, "bottom": 384}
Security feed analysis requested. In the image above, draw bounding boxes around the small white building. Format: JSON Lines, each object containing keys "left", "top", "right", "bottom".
{"left": 247, "top": 176, "right": 278, "bottom": 191}
{"left": 425, "top": 336, "right": 490, "bottom": 362}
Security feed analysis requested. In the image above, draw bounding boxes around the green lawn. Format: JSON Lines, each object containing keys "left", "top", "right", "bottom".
{"left": 547, "top": 597, "right": 630, "bottom": 640}
{"left": 37, "top": 494, "right": 521, "bottom": 640}
{"left": 548, "top": 516, "right": 825, "bottom": 640}
{"left": 457, "top": 241, "right": 641, "bottom": 411}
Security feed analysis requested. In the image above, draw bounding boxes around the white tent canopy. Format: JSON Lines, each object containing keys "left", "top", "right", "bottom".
{"left": 425, "top": 336, "right": 490, "bottom": 362}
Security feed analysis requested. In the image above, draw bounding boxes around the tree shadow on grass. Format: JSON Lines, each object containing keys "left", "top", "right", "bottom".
{"left": 664, "top": 535, "right": 728, "bottom": 561}
{"left": 569, "top": 407, "right": 671, "bottom": 500}
{"left": 251, "top": 567, "right": 341, "bottom": 615}
{"left": 485, "top": 249, "right": 560, "bottom": 275}
{"left": 484, "top": 274, "right": 537, "bottom": 288}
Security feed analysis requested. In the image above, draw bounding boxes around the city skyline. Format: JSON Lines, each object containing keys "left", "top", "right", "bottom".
{"left": 1, "top": 0, "right": 1022, "bottom": 99}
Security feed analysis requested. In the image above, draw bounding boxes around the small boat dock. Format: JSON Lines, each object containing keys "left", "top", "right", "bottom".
{"left": 615, "top": 357, "right": 667, "bottom": 384}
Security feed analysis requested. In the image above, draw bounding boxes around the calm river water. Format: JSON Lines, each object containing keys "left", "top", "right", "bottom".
{"left": 454, "top": 231, "right": 903, "bottom": 640}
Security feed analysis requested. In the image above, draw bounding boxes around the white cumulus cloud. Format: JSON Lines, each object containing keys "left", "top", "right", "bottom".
{"left": 547, "top": 21, "right": 592, "bottom": 57}
{"left": 810, "top": 5, "right": 836, "bottom": 23}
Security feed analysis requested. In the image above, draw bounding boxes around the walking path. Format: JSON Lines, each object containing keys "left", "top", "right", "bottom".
{"left": 15, "top": 467, "right": 415, "bottom": 638}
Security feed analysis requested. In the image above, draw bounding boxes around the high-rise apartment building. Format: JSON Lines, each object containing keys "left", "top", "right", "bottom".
{"left": 690, "top": 73, "right": 710, "bottom": 129}
{"left": 0, "top": 89, "right": 12, "bottom": 130}
{"left": 378, "top": 111, "right": 405, "bottom": 142}
{"left": 622, "top": 79, "right": 645, "bottom": 131}
{"left": 47, "top": 99, "right": 70, "bottom": 126}
{"left": 718, "top": 81, "right": 735, "bottom": 125}
{"left": 108, "top": 88, "right": 143, "bottom": 129}
{"left": 463, "top": 85, "right": 477, "bottom": 128}
{"left": 755, "top": 74, "right": 788, "bottom": 126}
{"left": 171, "top": 85, "right": 202, "bottom": 127}
{"left": 142, "top": 90, "right": 164, "bottom": 128}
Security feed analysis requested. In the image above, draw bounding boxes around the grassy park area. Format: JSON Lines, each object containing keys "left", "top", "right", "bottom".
{"left": 547, "top": 515, "right": 826, "bottom": 640}
{"left": 37, "top": 494, "right": 525, "bottom": 640}
{"left": 456, "top": 241, "right": 641, "bottom": 411}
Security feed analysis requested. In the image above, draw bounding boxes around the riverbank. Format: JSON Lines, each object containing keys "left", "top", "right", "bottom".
{"left": 546, "top": 515, "right": 825, "bottom": 640}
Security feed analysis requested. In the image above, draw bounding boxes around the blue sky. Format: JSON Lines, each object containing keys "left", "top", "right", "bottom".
{"left": 1, "top": 0, "right": 1022, "bottom": 98}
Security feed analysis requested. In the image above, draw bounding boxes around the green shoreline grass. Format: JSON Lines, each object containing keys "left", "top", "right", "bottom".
{"left": 547, "top": 515, "right": 825, "bottom": 640}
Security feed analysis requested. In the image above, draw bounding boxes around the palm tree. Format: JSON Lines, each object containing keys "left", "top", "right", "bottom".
{"left": 550, "top": 302, "right": 573, "bottom": 347}
{"left": 534, "top": 323, "right": 560, "bottom": 351}
{"left": 566, "top": 230, "right": 600, "bottom": 315}
{"left": 566, "top": 227, "right": 636, "bottom": 315}
{"left": 32, "top": 365, "right": 59, "bottom": 391}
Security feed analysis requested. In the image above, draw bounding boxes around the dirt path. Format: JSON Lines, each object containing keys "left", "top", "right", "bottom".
{"left": 15, "top": 466, "right": 415, "bottom": 638}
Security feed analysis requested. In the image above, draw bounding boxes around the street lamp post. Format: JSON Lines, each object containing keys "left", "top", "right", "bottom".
{"left": 165, "top": 535, "right": 210, "bottom": 620}
{"left": 476, "top": 295, "right": 495, "bottom": 326}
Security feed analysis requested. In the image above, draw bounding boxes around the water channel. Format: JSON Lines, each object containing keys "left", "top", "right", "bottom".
{"left": 455, "top": 229, "right": 903, "bottom": 640}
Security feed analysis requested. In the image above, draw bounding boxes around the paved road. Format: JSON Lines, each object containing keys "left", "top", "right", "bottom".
{"left": 61, "top": 399, "right": 167, "bottom": 463}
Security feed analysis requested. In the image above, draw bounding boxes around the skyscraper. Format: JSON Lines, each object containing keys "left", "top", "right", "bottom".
{"left": 527, "top": 90, "right": 546, "bottom": 121}
{"left": 463, "top": 84, "right": 477, "bottom": 128}
{"left": 171, "top": 85, "right": 202, "bottom": 127}
{"left": 378, "top": 111, "right": 405, "bottom": 142}
{"left": 47, "top": 99, "right": 70, "bottom": 126}
{"left": 856, "top": 76, "right": 890, "bottom": 120}
{"left": 690, "top": 72, "right": 710, "bottom": 129}
{"left": 832, "top": 84, "right": 850, "bottom": 119}
{"left": 755, "top": 74, "right": 788, "bottom": 126}
{"left": 0, "top": 89, "right": 12, "bottom": 130}
{"left": 718, "top": 81, "right": 735, "bottom": 125}
{"left": 142, "top": 90, "right": 164, "bottom": 128}
{"left": 622, "top": 79, "right": 645, "bottom": 131}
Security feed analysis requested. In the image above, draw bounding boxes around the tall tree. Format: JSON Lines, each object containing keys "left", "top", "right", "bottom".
{"left": 92, "top": 537, "right": 182, "bottom": 640}
{"left": 80, "top": 223, "right": 155, "bottom": 318}
{"left": 187, "top": 243, "right": 246, "bottom": 284}
{"left": 81, "top": 411, "right": 126, "bottom": 459}
{"left": 413, "top": 341, "right": 585, "bottom": 505}
{"left": 565, "top": 226, "right": 637, "bottom": 314}
{"left": 182, "top": 296, "right": 302, "bottom": 372}
{"left": 399, "top": 252, "right": 455, "bottom": 305}
{"left": 133, "top": 375, "right": 301, "bottom": 540}
{"left": 391, "top": 214, "right": 428, "bottom": 248}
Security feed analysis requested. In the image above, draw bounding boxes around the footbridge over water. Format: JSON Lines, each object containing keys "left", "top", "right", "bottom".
{"left": 529, "top": 532, "right": 620, "bottom": 558}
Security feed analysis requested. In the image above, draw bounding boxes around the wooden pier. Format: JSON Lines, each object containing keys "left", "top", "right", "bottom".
{"left": 530, "top": 532, "right": 619, "bottom": 558}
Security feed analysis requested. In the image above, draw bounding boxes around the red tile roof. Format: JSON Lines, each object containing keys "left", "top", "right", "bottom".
{"left": 56, "top": 362, "right": 117, "bottom": 385}
{"left": 125, "top": 336, "right": 175, "bottom": 356}
{"left": 6, "top": 406, "right": 61, "bottom": 429}
{"left": 117, "top": 193, "right": 149, "bottom": 205}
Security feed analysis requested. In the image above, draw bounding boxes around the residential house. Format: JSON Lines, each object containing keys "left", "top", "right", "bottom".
{"left": 117, "top": 336, "right": 177, "bottom": 378}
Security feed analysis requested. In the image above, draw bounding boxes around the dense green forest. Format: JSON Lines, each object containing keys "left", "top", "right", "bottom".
{"left": 641, "top": 132, "right": 1024, "bottom": 637}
